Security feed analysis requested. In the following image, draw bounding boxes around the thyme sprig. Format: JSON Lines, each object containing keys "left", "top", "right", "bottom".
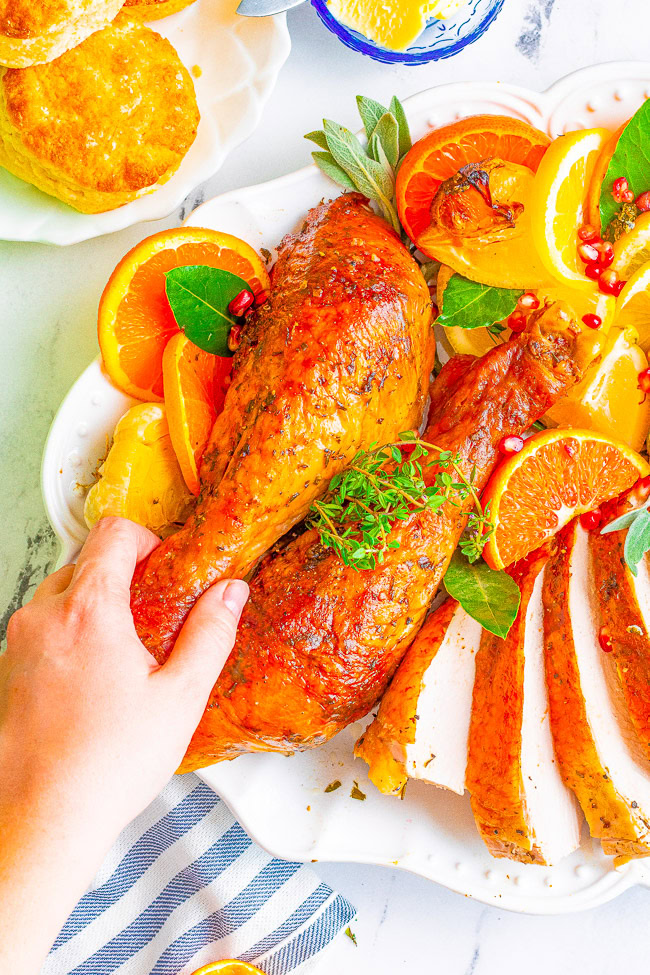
{"left": 307, "top": 431, "right": 494, "bottom": 572}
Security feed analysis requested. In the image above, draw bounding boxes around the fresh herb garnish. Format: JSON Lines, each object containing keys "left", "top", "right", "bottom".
{"left": 437, "top": 273, "right": 523, "bottom": 330}
{"left": 307, "top": 431, "right": 494, "bottom": 572}
{"left": 325, "top": 780, "right": 342, "bottom": 793}
{"left": 345, "top": 927, "right": 358, "bottom": 946}
{"left": 165, "top": 265, "right": 250, "bottom": 356}
{"left": 305, "top": 95, "right": 411, "bottom": 234}
{"left": 600, "top": 99, "right": 650, "bottom": 238}
{"left": 443, "top": 549, "right": 521, "bottom": 638}
{"left": 601, "top": 502, "right": 650, "bottom": 576}
{"left": 350, "top": 782, "right": 366, "bottom": 801}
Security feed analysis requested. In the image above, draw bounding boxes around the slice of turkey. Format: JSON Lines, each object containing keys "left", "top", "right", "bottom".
{"left": 591, "top": 529, "right": 650, "bottom": 761}
{"left": 355, "top": 599, "right": 481, "bottom": 796}
{"left": 467, "top": 556, "right": 581, "bottom": 865}
{"left": 405, "top": 603, "right": 482, "bottom": 794}
{"left": 544, "top": 522, "right": 650, "bottom": 858}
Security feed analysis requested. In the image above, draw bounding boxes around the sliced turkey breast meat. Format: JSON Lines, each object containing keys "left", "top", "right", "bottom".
{"left": 356, "top": 599, "right": 482, "bottom": 796}
{"left": 466, "top": 552, "right": 581, "bottom": 865}
{"left": 544, "top": 521, "right": 650, "bottom": 859}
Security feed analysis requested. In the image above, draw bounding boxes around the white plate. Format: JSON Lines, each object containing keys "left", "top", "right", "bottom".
{"left": 0, "top": 0, "right": 290, "bottom": 245}
{"left": 42, "top": 63, "right": 650, "bottom": 912}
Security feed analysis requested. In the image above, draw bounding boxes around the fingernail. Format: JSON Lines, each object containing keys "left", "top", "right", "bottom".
{"left": 222, "top": 580, "right": 249, "bottom": 620}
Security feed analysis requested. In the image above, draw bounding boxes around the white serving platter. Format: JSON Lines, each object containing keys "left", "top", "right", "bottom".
{"left": 0, "top": 0, "right": 290, "bottom": 245}
{"left": 42, "top": 63, "right": 650, "bottom": 912}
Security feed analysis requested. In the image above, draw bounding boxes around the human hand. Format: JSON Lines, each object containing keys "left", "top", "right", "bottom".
{"left": 0, "top": 516, "right": 248, "bottom": 973}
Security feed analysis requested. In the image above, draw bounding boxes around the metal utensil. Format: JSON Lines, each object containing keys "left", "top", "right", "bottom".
{"left": 237, "top": 0, "right": 306, "bottom": 15}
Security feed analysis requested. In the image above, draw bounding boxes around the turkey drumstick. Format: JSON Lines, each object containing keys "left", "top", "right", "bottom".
{"left": 131, "top": 194, "right": 435, "bottom": 660}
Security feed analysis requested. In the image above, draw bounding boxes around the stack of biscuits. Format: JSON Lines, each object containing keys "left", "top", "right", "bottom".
{"left": 0, "top": 0, "right": 201, "bottom": 212}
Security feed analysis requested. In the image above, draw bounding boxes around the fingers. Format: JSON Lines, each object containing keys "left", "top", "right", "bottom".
{"left": 31, "top": 564, "right": 75, "bottom": 602}
{"left": 70, "top": 517, "right": 160, "bottom": 598}
{"left": 161, "top": 580, "right": 249, "bottom": 691}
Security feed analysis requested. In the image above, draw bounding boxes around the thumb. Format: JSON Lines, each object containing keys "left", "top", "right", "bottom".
{"left": 161, "top": 579, "right": 249, "bottom": 691}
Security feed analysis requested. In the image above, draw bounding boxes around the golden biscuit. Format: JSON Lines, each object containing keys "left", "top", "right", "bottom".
{"left": 0, "top": 0, "right": 124, "bottom": 68}
{"left": 0, "top": 15, "right": 200, "bottom": 213}
{"left": 123, "top": 0, "right": 199, "bottom": 21}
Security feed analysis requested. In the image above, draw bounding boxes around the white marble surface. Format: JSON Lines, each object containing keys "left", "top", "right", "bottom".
{"left": 2, "top": 0, "right": 650, "bottom": 971}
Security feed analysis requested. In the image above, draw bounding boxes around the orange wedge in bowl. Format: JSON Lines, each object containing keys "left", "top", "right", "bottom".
{"left": 162, "top": 333, "right": 232, "bottom": 495}
{"left": 189, "top": 962, "right": 266, "bottom": 975}
{"left": 482, "top": 429, "right": 649, "bottom": 570}
{"left": 98, "top": 227, "right": 270, "bottom": 402}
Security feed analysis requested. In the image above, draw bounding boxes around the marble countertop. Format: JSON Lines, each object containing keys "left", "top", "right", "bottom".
{"left": 2, "top": 0, "right": 650, "bottom": 971}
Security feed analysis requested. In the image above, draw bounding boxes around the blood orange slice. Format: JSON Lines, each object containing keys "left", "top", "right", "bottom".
{"left": 396, "top": 114, "right": 550, "bottom": 244}
{"left": 482, "top": 428, "right": 649, "bottom": 570}
{"left": 98, "top": 228, "right": 270, "bottom": 401}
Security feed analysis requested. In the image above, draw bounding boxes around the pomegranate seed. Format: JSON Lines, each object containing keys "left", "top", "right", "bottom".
{"left": 598, "top": 626, "right": 613, "bottom": 653}
{"left": 254, "top": 290, "right": 269, "bottom": 307}
{"left": 507, "top": 311, "right": 526, "bottom": 333}
{"left": 636, "top": 190, "right": 650, "bottom": 212}
{"left": 498, "top": 435, "right": 524, "bottom": 456}
{"left": 580, "top": 507, "right": 602, "bottom": 531}
{"left": 228, "top": 289, "right": 255, "bottom": 317}
{"left": 625, "top": 474, "right": 650, "bottom": 508}
{"left": 599, "top": 269, "right": 625, "bottom": 296}
{"left": 578, "top": 243, "right": 599, "bottom": 264}
{"left": 581, "top": 313, "right": 602, "bottom": 329}
{"left": 228, "top": 323, "right": 243, "bottom": 351}
{"left": 594, "top": 240, "right": 614, "bottom": 268}
{"left": 638, "top": 367, "right": 650, "bottom": 403}
{"left": 612, "top": 176, "right": 631, "bottom": 202}
{"left": 578, "top": 224, "right": 598, "bottom": 242}
{"left": 623, "top": 189, "right": 636, "bottom": 203}
{"left": 584, "top": 262, "right": 601, "bottom": 280}
{"left": 518, "top": 292, "right": 540, "bottom": 311}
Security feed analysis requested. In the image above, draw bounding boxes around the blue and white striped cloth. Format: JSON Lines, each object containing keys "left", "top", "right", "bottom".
{"left": 42, "top": 775, "right": 355, "bottom": 975}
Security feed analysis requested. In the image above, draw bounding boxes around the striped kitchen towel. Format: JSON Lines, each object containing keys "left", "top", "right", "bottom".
{"left": 42, "top": 775, "right": 355, "bottom": 975}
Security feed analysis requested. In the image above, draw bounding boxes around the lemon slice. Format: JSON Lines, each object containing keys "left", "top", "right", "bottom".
{"left": 327, "top": 0, "right": 465, "bottom": 51}
{"left": 616, "top": 260, "right": 650, "bottom": 352}
{"left": 84, "top": 403, "right": 192, "bottom": 536}
{"left": 611, "top": 211, "right": 650, "bottom": 279}
{"left": 544, "top": 327, "right": 650, "bottom": 451}
{"left": 530, "top": 128, "right": 611, "bottom": 291}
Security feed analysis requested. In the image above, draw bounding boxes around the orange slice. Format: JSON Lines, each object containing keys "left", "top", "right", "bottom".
{"left": 585, "top": 121, "right": 627, "bottom": 232}
{"left": 396, "top": 115, "right": 550, "bottom": 245}
{"left": 189, "top": 963, "right": 266, "bottom": 975}
{"left": 98, "top": 227, "right": 270, "bottom": 402}
{"left": 482, "top": 429, "right": 649, "bottom": 570}
{"left": 162, "top": 333, "right": 232, "bottom": 495}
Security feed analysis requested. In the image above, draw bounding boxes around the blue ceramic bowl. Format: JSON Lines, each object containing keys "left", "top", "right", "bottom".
{"left": 311, "top": 0, "right": 505, "bottom": 65}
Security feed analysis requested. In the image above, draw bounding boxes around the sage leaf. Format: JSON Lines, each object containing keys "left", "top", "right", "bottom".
{"left": 312, "top": 151, "right": 357, "bottom": 191}
{"left": 165, "top": 265, "right": 249, "bottom": 357}
{"left": 444, "top": 549, "right": 521, "bottom": 638}
{"left": 437, "top": 273, "right": 523, "bottom": 330}
{"left": 371, "top": 133, "right": 393, "bottom": 182}
{"left": 356, "top": 95, "right": 389, "bottom": 140}
{"left": 600, "top": 508, "right": 645, "bottom": 535}
{"left": 372, "top": 112, "right": 400, "bottom": 170}
{"left": 323, "top": 119, "right": 399, "bottom": 230}
{"left": 305, "top": 129, "right": 329, "bottom": 151}
{"left": 390, "top": 95, "right": 412, "bottom": 159}
{"left": 600, "top": 98, "right": 650, "bottom": 235}
{"left": 624, "top": 508, "right": 650, "bottom": 576}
